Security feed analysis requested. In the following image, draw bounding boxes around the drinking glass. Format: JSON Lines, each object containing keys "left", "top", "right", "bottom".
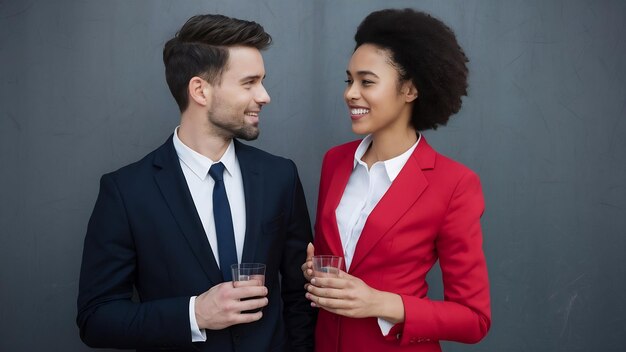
{"left": 312, "top": 255, "right": 343, "bottom": 278}
{"left": 231, "top": 263, "right": 266, "bottom": 313}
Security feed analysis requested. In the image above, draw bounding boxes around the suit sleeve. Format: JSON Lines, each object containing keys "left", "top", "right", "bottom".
{"left": 280, "top": 160, "right": 317, "bottom": 352}
{"left": 392, "top": 171, "right": 491, "bottom": 345}
{"left": 76, "top": 174, "right": 193, "bottom": 349}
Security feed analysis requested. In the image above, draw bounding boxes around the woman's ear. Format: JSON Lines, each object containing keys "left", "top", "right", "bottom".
{"left": 403, "top": 82, "right": 419, "bottom": 103}
{"left": 188, "top": 76, "right": 212, "bottom": 106}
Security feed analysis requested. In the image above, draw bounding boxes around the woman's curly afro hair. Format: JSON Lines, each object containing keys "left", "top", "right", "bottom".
{"left": 354, "top": 9, "right": 469, "bottom": 131}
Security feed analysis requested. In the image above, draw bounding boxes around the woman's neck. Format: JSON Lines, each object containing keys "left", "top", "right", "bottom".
{"left": 361, "top": 127, "right": 418, "bottom": 168}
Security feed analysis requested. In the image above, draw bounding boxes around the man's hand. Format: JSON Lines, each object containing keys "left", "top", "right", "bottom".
{"left": 195, "top": 280, "right": 268, "bottom": 330}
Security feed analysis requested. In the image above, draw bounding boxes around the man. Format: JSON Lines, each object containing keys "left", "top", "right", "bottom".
{"left": 77, "top": 14, "right": 316, "bottom": 351}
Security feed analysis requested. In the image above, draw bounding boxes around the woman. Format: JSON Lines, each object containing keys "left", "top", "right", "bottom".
{"left": 302, "top": 9, "right": 491, "bottom": 352}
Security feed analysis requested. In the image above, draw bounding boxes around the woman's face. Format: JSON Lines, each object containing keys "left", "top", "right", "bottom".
{"left": 344, "top": 43, "right": 416, "bottom": 136}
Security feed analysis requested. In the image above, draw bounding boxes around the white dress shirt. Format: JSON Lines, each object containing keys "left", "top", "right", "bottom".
{"left": 173, "top": 128, "right": 247, "bottom": 342}
{"left": 335, "top": 133, "right": 420, "bottom": 336}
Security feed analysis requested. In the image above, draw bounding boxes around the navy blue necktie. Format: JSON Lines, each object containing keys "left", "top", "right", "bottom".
{"left": 209, "top": 162, "right": 237, "bottom": 281}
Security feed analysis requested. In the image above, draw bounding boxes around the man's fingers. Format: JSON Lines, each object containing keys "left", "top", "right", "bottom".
{"left": 237, "top": 286, "right": 268, "bottom": 299}
{"left": 236, "top": 296, "right": 268, "bottom": 312}
{"left": 232, "top": 279, "right": 265, "bottom": 288}
{"left": 232, "top": 279, "right": 262, "bottom": 287}
{"left": 195, "top": 282, "right": 268, "bottom": 330}
{"left": 235, "top": 310, "right": 263, "bottom": 323}
{"left": 228, "top": 280, "right": 268, "bottom": 300}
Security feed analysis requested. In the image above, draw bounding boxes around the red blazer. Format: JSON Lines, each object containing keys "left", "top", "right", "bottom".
{"left": 313, "top": 138, "right": 491, "bottom": 352}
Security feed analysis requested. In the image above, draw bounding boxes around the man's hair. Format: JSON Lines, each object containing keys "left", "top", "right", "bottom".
{"left": 163, "top": 14, "right": 272, "bottom": 112}
{"left": 354, "top": 9, "right": 469, "bottom": 131}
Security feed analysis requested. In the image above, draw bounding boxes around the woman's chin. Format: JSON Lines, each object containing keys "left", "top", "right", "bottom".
{"left": 351, "top": 122, "right": 371, "bottom": 136}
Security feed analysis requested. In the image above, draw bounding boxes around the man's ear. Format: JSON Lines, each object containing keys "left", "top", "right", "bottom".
{"left": 188, "top": 76, "right": 211, "bottom": 106}
{"left": 403, "top": 82, "right": 418, "bottom": 103}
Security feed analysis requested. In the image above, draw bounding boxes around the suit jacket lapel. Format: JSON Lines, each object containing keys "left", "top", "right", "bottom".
{"left": 234, "top": 140, "right": 263, "bottom": 263}
{"left": 348, "top": 138, "right": 436, "bottom": 273}
{"left": 320, "top": 147, "right": 354, "bottom": 262}
{"left": 153, "top": 136, "right": 223, "bottom": 284}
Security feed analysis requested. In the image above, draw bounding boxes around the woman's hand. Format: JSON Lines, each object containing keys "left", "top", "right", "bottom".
{"left": 305, "top": 270, "right": 404, "bottom": 323}
{"left": 300, "top": 243, "right": 315, "bottom": 283}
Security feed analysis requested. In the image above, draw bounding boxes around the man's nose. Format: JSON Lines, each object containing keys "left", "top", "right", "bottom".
{"left": 256, "top": 85, "right": 271, "bottom": 105}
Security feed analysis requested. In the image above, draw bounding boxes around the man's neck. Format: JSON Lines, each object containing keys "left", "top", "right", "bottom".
{"left": 178, "top": 115, "right": 232, "bottom": 162}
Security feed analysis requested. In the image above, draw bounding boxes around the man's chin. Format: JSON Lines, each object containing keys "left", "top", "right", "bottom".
{"left": 235, "top": 128, "right": 259, "bottom": 141}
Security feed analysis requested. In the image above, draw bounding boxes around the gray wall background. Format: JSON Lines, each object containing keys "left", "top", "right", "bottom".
{"left": 1, "top": 0, "right": 625, "bottom": 351}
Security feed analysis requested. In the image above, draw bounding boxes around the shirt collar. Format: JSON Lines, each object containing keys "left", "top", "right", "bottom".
{"left": 173, "top": 127, "right": 237, "bottom": 180}
{"left": 353, "top": 133, "right": 421, "bottom": 182}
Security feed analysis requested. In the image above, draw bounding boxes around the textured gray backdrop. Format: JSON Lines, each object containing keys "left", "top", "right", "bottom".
{"left": 1, "top": 0, "right": 625, "bottom": 351}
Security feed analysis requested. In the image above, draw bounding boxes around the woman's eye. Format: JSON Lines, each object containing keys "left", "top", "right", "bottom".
{"left": 344, "top": 79, "right": 353, "bottom": 84}
{"left": 362, "top": 80, "right": 373, "bottom": 86}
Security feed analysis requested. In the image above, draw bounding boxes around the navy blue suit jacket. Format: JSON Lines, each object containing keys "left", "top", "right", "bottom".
{"left": 77, "top": 136, "right": 316, "bottom": 351}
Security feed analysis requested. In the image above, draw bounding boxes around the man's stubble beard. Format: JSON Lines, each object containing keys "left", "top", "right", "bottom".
{"left": 208, "top": 112, "right": 260, "bottom": 141}
{"left": 231, "top": 125, "right": 259, "bottom": 141}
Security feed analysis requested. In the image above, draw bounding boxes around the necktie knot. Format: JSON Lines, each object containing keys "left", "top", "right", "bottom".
{"left": 209, "top": 162, "right": 225, "bottom": 182}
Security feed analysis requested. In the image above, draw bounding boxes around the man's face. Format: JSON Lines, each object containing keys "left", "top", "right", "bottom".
{"left": 207, "top": 46, "right": 270, "bottom": 141}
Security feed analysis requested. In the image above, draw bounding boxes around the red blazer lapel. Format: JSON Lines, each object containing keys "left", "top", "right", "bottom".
{"left": 349, "top": 138, "right": 437, "bottom": 273}
{"left": 317, "top": 144, "right": 356, "bottom": 262}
